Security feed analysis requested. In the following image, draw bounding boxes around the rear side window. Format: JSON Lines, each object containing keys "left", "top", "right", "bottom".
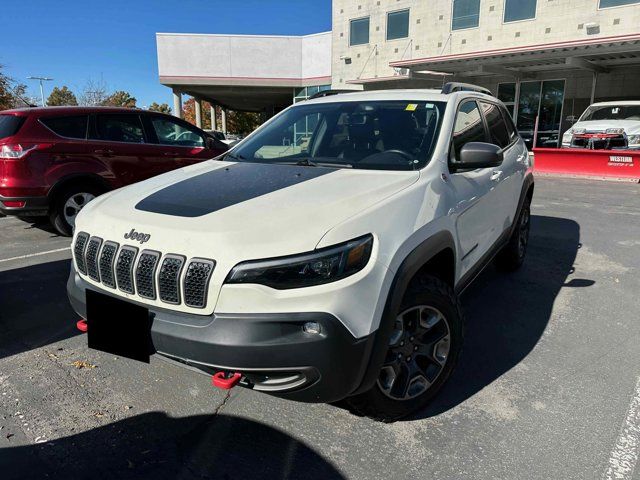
{"left": 94, "top": 114, "right": 145, "bottom": 143}
{"left": 451, "top": 100, "right": 486, "bottom": 161}
{"left": 480, "top": 101, "right": 511, "bottom": 148}
{"left": 0, "top": 115, "right": 26, "bottom": 140}
{"left": 41, "top": 115, "right": 88, "bottom": 139}
{"left": 150, "top": 117, "right": 204, "bottom": 147}
{"left": 501, "top": 106, "right": 518, "bottom": 141}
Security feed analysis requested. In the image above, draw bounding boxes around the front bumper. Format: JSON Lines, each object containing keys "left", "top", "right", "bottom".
{"left": 67, "top": 270, "right": 375, "bottom": 403}
{"left": 0, "top": 194, "right": 49, "bottom": 216}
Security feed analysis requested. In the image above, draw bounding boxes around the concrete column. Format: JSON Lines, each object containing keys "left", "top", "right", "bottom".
{"left": 221, "top": 108, "right": 227, "bottom": 135}
{"left": 172, "top": 89, "right": 182, "bottom": 119}
{"left": 195, "top": 99, "right": 203, "bottom": 129}
{"left": 210, "top": 105, "right": 217, "bottom": 131}
{"left": 590, "top": 72, "right": 598, "bottom": 104}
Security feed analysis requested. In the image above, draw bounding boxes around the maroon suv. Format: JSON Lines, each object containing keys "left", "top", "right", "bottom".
{"left": 0, "top": 106, "right": 227, "bottom": 235}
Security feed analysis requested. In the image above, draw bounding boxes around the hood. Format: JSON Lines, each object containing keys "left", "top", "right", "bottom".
{"left": 77, "top": 160, "right": 419, "bottom": 262}
{"left": 567, "top": 120, "right": 640, "bottom": 135}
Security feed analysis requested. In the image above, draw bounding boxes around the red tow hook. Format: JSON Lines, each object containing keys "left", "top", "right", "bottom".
{"left": 76, "top": 319, "right": 88, "bottom": 333}
{"left": 212, "top": 371, "right": 242, "bottom": 390}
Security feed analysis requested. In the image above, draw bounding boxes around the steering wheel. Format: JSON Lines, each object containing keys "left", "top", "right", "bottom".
{"left": 379, "top": 149, "right": 414, "bottom": 162}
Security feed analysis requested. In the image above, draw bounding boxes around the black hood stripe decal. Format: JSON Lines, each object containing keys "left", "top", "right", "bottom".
{"left": 135, "top": 162, "right": 336, "bottom": 217}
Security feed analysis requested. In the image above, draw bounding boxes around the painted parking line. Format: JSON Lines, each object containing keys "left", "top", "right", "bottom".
{"left": 0, "top": 247, "right": 71, "bottom": 264}
{"left": 604, "top": 376, "right": 640, "bottom": 480}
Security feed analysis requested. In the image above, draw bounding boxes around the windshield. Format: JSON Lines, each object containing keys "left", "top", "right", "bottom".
{"left": 580, "top": 105, "right": 640, "bottom": 122}
{"left": 228, "top": 100, "right": 446, "bottom": 171}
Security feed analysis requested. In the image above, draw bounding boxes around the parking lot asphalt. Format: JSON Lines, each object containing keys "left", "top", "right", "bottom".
{"left": 0, "top": 176, "right": 639, "bottom": 480}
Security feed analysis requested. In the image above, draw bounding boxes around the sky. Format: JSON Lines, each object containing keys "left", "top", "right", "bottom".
{"left": 3, "top": 0, "right": 331, "bottom": 107}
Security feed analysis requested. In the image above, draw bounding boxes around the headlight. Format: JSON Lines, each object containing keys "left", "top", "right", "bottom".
{"left": 226, "top": 234, "right": 373, "bottom": 289}
{"left": 606, "top": 128, "right": 625, "bottom": 135}
{"left": 627, "top": 134, "right": 640, "bottom": 146}
{"left": 562, "top": 131, "right": 573, "bottom": 144}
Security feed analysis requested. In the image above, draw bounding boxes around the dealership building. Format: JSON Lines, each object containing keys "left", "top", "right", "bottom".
{"left": 157, "top": 0, "right": 640, "bottom": 147}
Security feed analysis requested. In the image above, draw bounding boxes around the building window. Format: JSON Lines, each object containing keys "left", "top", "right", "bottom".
{"left": 350, "top": 17, "right": 370, "bottom": 46}
{"left": 452, "top": 0, "right": 480, "bottom": 30}
{"left": 504, "top": 0, "right": 536, "bottom": 22}
{"left": 599, "top": 0, "right": 640, "bottom": 7}
{"left": 387, "top": 9, "right": 410, "bottom": 40}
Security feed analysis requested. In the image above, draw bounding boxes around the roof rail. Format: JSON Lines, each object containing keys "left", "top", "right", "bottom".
{"left": 307, "top": 89, "right": 353, "bottom": 100}
{"left": 441, "top": 82, "right": 492, "bottom": 96}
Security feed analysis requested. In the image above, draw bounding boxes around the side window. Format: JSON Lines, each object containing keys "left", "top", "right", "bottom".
{"left": 94, "top": 114, "right": 145, "bottom": 143}
{"left": 451, "top": 100, "right": 486, "bottom": 161}
{"left": 479, "top": 101, "right": 511, "bottom": 148}
{"left": 501, "top": 106, "right": 518, "bottom": 141}
{"left": 41, "top": 115, "right": 88, "bottom": 139}
{"left": 151, "top": 117, "right": 204, "bottom": 148}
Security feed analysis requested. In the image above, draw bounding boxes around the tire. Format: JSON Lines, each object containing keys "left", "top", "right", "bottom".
{"left": 49, "top": 184, "right": 103, "bottom": 236}
{"left": 344, "top": 275, "right": 464, "bottom": 422}
{"left": 495, "top": 196, "right": 531, "bottom": 272}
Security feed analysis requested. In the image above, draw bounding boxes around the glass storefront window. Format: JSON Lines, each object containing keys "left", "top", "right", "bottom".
{"left": 387, "top": 9, "right": 410, "bottom": 40}
{"left": 515, "top": 80, "right": 565, "bottom": 149}
{"left": 497, "top": 83, "right": 516, "bottom": 118}
{"left": 452, "top": 0, "right": 480, "bottom": 30}
{"left": 504, "top": 0, "right": 536, "bottom": 22}
{"left": 599, "top": 0, "right": 639, "bottom": 6}
{"left": 350, "top": 17, "right": 370, "bottom": 46}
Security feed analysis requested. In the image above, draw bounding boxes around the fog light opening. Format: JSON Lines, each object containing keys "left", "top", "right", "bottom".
{"left": 303, "top": 322, "right": 322, "bottom": 335}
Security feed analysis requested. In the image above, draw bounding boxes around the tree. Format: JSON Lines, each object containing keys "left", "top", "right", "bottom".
{"left": 47, "top": 86, "right": 78, "bottom": 106}
{"left": 0, "top": 65, "right": 32, "bottom": 110}
{"left": 148, "top": 102, "right": 171, "bottom": 114}
{"left": 102, "top": 90, "right": 137, "bottom": 108}
{"left": 182, "top": 97, "right": 212, "bottom": 130}
{"left": 227, "top": 111, "right": 262, "bottom": 135}
{"left": 79, "top": 78, "right": 108, "bottom": 106}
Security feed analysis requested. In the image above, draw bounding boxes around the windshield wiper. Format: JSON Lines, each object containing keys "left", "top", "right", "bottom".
{"left": 275, "top": 158, "right": 353, "bottom": 169}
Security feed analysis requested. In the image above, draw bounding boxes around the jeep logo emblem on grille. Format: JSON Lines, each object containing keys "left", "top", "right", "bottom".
{"left": 124, "top": 228, "right": 151, "bottom": 244}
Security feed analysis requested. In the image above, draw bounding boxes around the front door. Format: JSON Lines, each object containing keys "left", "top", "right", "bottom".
{"left": 447, "top": 100, "right": 503, "bottom": 278}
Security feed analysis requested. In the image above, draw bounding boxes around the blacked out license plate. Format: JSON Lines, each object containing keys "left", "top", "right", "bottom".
{"left": 86, "top": 289, "right": 153, "bottom": 363}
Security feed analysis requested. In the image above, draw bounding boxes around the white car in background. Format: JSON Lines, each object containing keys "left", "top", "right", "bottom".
{"left": 562, "top": 101, "right": 640, "bottom": 150}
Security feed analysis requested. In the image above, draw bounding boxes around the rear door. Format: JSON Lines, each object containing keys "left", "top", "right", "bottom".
{"left": 479, "top": 100, "right": 528, "bottom": 228}
{"left": 88, "top": 113, "right": 158, "bottom": 184}
{"left": 447, "top": 99, "right": 500, "bottom": 275}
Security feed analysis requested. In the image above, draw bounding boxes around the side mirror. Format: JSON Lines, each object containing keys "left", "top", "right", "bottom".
{"left": 206, "top": 135, "right": 228, "bottom": 152}
{"left": 454, "top": 142, "right": 503, "bottom": 170}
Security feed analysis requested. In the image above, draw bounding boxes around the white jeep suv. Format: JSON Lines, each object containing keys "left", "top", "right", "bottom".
{"left": 67, "top": 84, "right": 534, "bottom": 421}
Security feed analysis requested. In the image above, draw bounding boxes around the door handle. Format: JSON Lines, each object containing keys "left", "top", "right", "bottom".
{"left": 516, "top": 154, "right": 527, "bottom": 162}
{"left": 490, "top": 170, "right": 503, "bottom": 182}
{"left": 163, "top": 152, "right": 180, "bottom": 157}
{"left": 94, "top": 149, "right": 115, "bottom": 156}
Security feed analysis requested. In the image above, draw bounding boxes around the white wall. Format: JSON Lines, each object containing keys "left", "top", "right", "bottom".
{"left": 157, "top": 32, "right": 331, "bottom": 84}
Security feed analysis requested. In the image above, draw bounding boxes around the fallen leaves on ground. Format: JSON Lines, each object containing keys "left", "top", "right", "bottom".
{"left": 71, "top": 360, "right": 97, "bottom": 369}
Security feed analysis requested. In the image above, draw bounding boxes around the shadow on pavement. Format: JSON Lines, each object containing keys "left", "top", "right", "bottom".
{"left": 415, "top": 214, "right": 589, "bottom": 419}
{"left": 0, "top": 259, "right": 78, "bottom": 360}
{"left": 0, "top": 412, "right": 344, "bottom": 480}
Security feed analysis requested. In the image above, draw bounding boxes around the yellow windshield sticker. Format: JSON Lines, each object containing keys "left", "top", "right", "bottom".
{"left": 405, "top": 103, "right": 418, "bottom": 111}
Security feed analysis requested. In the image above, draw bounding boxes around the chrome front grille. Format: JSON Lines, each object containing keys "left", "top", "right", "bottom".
{"left": 116, "top": 246, "right": 138, "bottom": 294}
{"left": 135, "top": 251, "right": 160, "bottom": 299}
{"left": 158, "top": 255, "right": 185, "bottom": 304}
{"left": 184, "top": 259, "right": 216, "bottom": 308}
{"left": 75, "top": 232, "right": 214, "bottom": 309}
{"left": 98, "top": 242, "right": 119, "bottom": 288}
{"left": 86, "top": 237, "right": 102, "bottom": 282}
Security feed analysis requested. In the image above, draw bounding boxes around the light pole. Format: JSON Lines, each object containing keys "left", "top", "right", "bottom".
{"left": 27, "top": 76, "right": 53, "bottom": 107}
